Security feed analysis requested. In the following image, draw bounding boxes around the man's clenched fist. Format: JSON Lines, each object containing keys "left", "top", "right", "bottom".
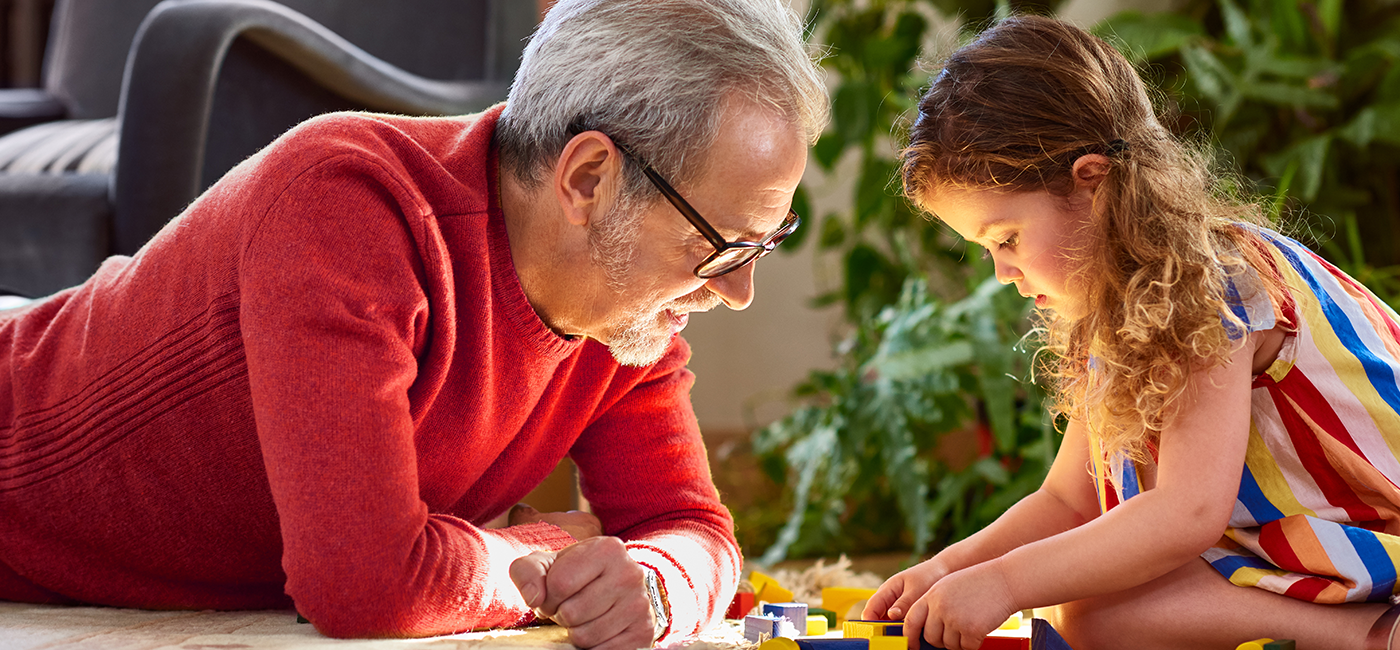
{"left": 510, "top": 536, "right": 659, "bottom": 650}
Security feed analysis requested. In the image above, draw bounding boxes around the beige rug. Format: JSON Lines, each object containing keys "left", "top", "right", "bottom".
{"left": 0, "top": 603, "right": 752, "bottom": 650}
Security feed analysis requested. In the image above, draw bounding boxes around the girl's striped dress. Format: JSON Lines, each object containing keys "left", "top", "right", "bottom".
{"left": 1092, "top": 227, "right": 1400, "bottom": 604}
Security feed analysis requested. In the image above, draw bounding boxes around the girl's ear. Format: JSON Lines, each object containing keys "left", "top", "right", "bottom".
{"left": 1071, "top": 153, "right": 1112, "bottom": 193}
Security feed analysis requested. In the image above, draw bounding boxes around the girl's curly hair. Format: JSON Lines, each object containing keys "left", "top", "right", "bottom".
{"left": 902, "top": 15, "right": 1288, "bottom": 462}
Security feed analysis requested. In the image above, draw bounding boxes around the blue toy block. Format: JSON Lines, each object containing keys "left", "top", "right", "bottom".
{"left": 796, "top": 639, "right": 870, "bottom": 650}
{"left": 745, "top": 613, "right": 800, "bottom": 641}
{"left": 1031, "top": 618, "right": 1074, "bottom": 650}
{"left": 763, "top": 602, "right": 810, "bottom": 636}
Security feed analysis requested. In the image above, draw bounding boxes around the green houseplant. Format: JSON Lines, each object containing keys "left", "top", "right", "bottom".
{"left": 751, "top": 0, "right": 1067, "bottom": 563}
{"left": 1097, "top": 0, "right": 1400, "bottom": 305}
{"left": 750, "top": 0, "right": 1400, "bottom": 564}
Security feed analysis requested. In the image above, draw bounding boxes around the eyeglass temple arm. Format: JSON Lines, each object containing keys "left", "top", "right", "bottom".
{"left": 564, "top": 123, "right": 731, "bottom": 250}
{"left": 638, "top": 166, "right": 729, "bottom": 249}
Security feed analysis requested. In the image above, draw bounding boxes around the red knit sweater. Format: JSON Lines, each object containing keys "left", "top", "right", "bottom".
{"left": 0, "top": 105, "right": 740, "bottom": 640}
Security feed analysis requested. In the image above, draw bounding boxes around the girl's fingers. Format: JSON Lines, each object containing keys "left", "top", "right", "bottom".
{"left": 886, "top": 590, "right": 925, "bottom": 623}
{"left": 862, "top": 578, "right": 901, "bottom": 619}
{"left": 903, "top": 599, "right": 929, "bottom": 650}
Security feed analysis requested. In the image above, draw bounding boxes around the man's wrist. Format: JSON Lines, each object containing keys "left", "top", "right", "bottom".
{"left": 641, "top": 565, "right": 670, "bottom": 641}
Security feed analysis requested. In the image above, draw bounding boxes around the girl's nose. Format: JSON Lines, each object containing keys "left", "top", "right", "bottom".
{"left": 994, "top": 258, "right": 1023, "bottom": 286}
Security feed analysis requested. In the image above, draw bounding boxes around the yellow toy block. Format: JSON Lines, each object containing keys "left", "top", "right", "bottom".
{"left": 1236, "top": 640, "right": 1273, "bottom": 650}
{"left": 821, "top": 587, "right": 878, "bottom": 624}
{"left": 999, "top": 611, "right": 1023, "bottom": 630}
{"left": 842, "top": 620, "right": 901, "bottom": 639}
{"left": 750, "top": 571, "right": 774, "bottom": 595}
{"left": 869, "top": 636, "right": 906, "bottom": 650}
{"left": 759, "top": 583, "right": 795, "bottom": 604}
{"left": 749, "top": 571, "right": 795, "bottom": 604}
{"left": 761, "top": 638, "right": 800, "bottom": 650}
{"left": 806, "top": 615, "right": 829, "bottom": 636}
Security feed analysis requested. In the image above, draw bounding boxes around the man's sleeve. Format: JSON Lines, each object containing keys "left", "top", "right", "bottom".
{"left": 569, "top": 341, "right": 742, "bottom": 644}
{"left": 239, "top": 153, "right": 575, "bottom": 638}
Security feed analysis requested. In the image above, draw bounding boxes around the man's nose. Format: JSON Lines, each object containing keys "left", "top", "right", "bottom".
{"left": 704, "top": 262, "right": 756, "bottom": 310}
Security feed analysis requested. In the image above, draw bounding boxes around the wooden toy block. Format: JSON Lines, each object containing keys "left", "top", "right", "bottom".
{"left": 1030, "top": 618, "right": 1073, "bottom": 650}
{"left": 979, "top": 637, "right": 1028, "bottom": 650}
{"left": 750, "top": 570, "right": 775, "bottom": 595}
{"left": 748, "top": 570, "right": 797, "bottom": 603}
{"left": 1237, "top": 640, "right": 1294, "bottom": 650}
{"left": 869, "top": 636, "right": 905, "bottom": 650}
{"left": 763, "top": 602, "right": 809, "bottom": 636}
{"left": 796, "top": 639, "right": 869, "bottom": 650}
{"left": 843, "top": 619, "right": 903, "bottom": 638}
{"left": 745, "top": 614, "right": 781, "bottom": 642}
{"left": 745, "top": 613, "right": 799, "bottom": 641}
{"left": 809, "top": 607, "right": 837, "bottom": 627}
{"left": 758, "top": 581, "right": 795, "bottom": 604}
{"left": 726, "top": 591, "right": 756, "bottom": 619}
{"left": 806, "top": 614, "right": 829, "bottom": 636}
{"left": 821, "top": 587, "right": 878, "bottom": 624}
{"left": 761, "top": 638, "right": 801, "bottom": 650}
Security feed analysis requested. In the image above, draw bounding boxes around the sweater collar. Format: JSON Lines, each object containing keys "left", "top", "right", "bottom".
{"left": 479, "top": 108, "right": 584, "bottom": 362}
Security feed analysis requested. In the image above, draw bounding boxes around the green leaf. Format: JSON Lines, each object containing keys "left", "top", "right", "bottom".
{"left": 1239, "top": 81, "right": 1339, "bottom": 109}
{"left": 971, "top": 457, "right": 1010, "bottom": 485}
{"left": 1253, "top": 56, "right": 1338, "bottom": 80}
{"left": 1261, "top": 134, "right": 1332, "bottom": 202}
{"left": 1093, "top": 11, "right": 1204, "bottom": 62}
{"left": 833, "top": 81, "right": 878, "bottom": 146}
{"left": 856, "top": 156, "right": 899, "bottom": 229}
{"left": 869, "top": 341, "right": 976, "bottom": 380}
{"left": 814, "top": 132, "right": 846, "bottom": 171}
{"left": 1339, "top": 103, "right": 1400, "bottom": 148}
{"left": 1180, "top": 43, "right": 1238, "bottom": 107}
{"left": 1315, "top": 0, "right": 1343, "bottom": 43}
{"left": 1218, "top": 0, "right": 1254, "bottom": 50}
{"left": 760, "top": 424, "right": 839, "bottom": 565}
{"left": 819, "top": 213, "right": 847, "bottom": 250}
{"left": 1262, "top": 0, "right": 1311, "bottom": 53}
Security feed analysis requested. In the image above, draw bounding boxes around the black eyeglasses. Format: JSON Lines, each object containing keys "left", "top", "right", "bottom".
{"left": 569, "top": 125, "right": 801, "bottom": 279}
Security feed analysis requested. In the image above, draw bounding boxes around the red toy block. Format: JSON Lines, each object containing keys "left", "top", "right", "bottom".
{"left": 727, "top": 591, "right": 757, "bottom": 619}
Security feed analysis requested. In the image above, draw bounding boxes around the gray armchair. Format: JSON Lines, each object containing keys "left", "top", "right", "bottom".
{"left": 0, "top": 0, "right": 534, "bottom": 298}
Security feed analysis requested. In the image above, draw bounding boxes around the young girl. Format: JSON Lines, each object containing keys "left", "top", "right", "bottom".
{"left": 865, "top": 15, "right": 1400, "bottom": 650}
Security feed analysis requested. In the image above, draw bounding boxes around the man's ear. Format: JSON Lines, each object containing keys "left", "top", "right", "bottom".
{"left": 553, "top": 132, "right": 624, "bottom": 228}
{"left": 1071, "top": 153, "right": 1112, "bottom": 193}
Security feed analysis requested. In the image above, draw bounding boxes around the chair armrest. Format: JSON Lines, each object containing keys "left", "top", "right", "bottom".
{"left": 0, "top": 89, "right": 67, "bottom": 137}
{"left": 112, "top": 0, "right": 510, "bottom": 255}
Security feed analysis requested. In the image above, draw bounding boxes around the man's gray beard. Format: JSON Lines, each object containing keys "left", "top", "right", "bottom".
{"left": 588, "top": 196, "right": 671, "bottom": 367}
{"left": 602, "top": 307, "right": 673, "bottom": 367}
{"left": 587, "top": 196, "right": 720, "bottom": 367}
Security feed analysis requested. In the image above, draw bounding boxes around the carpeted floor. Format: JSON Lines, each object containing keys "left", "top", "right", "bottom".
{"left": 0, "top": 602, "right": 752, "bottom": 650}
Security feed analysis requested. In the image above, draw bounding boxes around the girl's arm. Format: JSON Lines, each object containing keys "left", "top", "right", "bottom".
{"left": 866, "top": 414, "right": 1101, "bottom": 620}
{"left": 907, "top": 332, "right": 1256, "bottom": 649}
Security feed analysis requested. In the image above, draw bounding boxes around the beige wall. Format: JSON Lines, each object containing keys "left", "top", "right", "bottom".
{"left": 683, "top": 0, "right": 1178, "bottom": 434}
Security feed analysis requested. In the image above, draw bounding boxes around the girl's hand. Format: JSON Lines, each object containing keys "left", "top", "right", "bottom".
{"left": 903, "top": 561, "right": 1017, "bottom": 650}
{"left": 863, "top": 560, "right": 949, "bottom": 621}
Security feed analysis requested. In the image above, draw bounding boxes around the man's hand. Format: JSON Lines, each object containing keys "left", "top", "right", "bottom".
{"left": 510, "top": 536, "right": 658, "bottom": 650}
{"left": 508, "top": 504, "right": 603, "bottom": 541}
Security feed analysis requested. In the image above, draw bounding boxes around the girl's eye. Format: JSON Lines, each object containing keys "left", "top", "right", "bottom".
{"left": 998, "top": 233, "right": 1020, "bottom": 249}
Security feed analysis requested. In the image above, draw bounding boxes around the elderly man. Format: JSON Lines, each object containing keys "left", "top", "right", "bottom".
{"left": 0, "top": 0, "right": 827, "bottom": 647}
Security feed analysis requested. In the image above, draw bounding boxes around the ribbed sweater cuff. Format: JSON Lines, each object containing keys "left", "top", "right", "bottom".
{"left": 627, "top": 541, "right": 708, "bottom": 645}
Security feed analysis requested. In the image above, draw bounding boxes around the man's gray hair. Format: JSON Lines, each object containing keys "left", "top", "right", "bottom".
{"left": 496, "top": 0, "right": 829, "bottom": 200}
